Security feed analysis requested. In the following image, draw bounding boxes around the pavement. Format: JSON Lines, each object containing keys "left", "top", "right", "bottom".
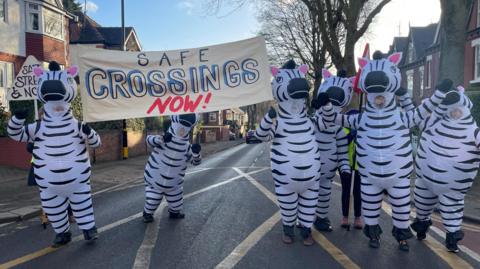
{"left": 0, "top": 139, "right": 244, "bottom": 224}
{"left": 0, "top": 142, "right": 479, "bottom": 269}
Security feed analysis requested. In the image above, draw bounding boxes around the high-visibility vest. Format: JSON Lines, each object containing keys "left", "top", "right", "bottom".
{"left": 344, "top": 128, "right": 359, "bottom": 170}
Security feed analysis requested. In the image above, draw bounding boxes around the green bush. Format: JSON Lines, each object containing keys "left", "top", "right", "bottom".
{"left": 467, "top": 90, "right": 480, "bottom": 124}
{"left": 0, "top": 103, "right": 10, "bottom": 137}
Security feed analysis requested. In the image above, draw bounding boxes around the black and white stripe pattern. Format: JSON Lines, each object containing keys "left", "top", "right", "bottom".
{"left": 321, "top": 53, "right": 445, "bottom": 231}
{"left": 313, "top": 70, "right": 353, "bottom": 219}
{"left": 7, "top": 64, "right": 101, "bottom": 234}
{"left": 255, "top": 62, "right": 320, "bottom": 228}
{"left": 144, "top": 114, "right": 201, "bottom": 215}
{"left": 413, "top": 91, "right": 480, "bottom": 233}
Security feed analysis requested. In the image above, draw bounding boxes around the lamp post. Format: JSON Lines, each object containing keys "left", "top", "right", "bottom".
{"left": 121, "top": 0, "right": 128, "bottom": 160}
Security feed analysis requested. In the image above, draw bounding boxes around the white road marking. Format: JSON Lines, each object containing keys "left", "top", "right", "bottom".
{"left": 131, "top": 167, "right": 269, "bottom": 269}
{"left": 332, "top": 181, "right": 479, "bottom": 265}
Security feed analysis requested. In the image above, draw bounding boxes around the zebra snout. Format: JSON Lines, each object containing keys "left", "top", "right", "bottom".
{"left": 364, "top": 71, "right": 389, "bottom": 93}
{"left": 326, "top": 86, "right": 345, "bottom": 106}
{"left": 442, "top": 91, "right": 460, "bottom": 106}
{"left": 287, "top": 78, "right": 310, "bottom": 99}
{"left": 41, "top": 80, "right": 67, "bottom": 101}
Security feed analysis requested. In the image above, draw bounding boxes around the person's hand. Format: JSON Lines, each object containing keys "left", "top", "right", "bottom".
{"left": 82, "top": 124, "right": 92, "bottom": 136}
{"left": 163, "top": 132, "right": 173, "bottom": 143}
{"left": 14, "top": 109, "right": 28, "bottom": 120}
{"left": 268, "top": 107, "right": 277, "bottom": 119}
{"left": 316, "top": 92, "right": 331, "bottom": 107}
{"left": 395, "top": 87, "right": 408, "bottom": 96}
{"left": 191, "top": 144, "right": 201, "bottom": 154}
{"left": 436, "top": 79, "right": 453, "bottom": 94}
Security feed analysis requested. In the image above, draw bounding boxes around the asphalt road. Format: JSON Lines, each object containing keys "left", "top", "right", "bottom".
{"left": 0, "top": 143, "right": 479, "bottom": 269}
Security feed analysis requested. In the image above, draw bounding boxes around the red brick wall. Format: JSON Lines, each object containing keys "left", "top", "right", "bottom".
{"left": 0, "top": 52, "right": 26, "bottom": 75}
{"left": 465, "top": 41, "right": 476, "bottom": 86}
{"left": 25, "top": 33, "right": 67, "bottom": 66}
{"left": 0, "top": 138, "right": 31, "bottom": 169}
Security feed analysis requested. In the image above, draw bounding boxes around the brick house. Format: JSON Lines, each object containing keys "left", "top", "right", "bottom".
{"left": 201, "top": 108, "right": 246, "bottom": 142}
{"left": 0, "top": 0, "right": 75, "bottom": 169}
{"left": 389, "top": 23, "right": 439, "bottom": 105}
{"left": 0, "top": 0, "right": 75, "bottom": 109}
{"left": 465, "top": 0, "right": 480, "bottom": 88}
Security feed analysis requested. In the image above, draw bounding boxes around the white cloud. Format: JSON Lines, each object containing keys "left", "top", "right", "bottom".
{"left": 177, "top": 0, "right": 196, "bottom": 15}
{"left": 77, "top": 1, "right": 99, "bottom": 13}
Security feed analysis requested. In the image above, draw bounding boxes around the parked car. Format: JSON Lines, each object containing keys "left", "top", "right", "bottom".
{"left": 245, "top": 130, "right": 260, "bottom": 144}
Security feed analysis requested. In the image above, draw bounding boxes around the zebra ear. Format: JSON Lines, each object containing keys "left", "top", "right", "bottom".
{"left": 322, "top": 68, "right": 332, "bottom": 79}
{"left": 33, "top": 67, "right": 44, "bottom": 77}
{"left": 388, "top": 52, "right": 402, "bottom": 65}
{"left": 270, "top": 66, "right": 280, "bottom": 76}
{"left": 358, "top": 57, "right": 368, "bottom": 68}
{"left": 67, "top": 65, "right": 79, "bottom": 77}
{"left": 298, "top": 64, "right": 309, "bottom": 75}
{"left": 457, "top": 85, "right": 465, "bottom": 93}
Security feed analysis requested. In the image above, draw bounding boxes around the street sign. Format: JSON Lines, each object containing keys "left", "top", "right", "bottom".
{"left": 7, "top": 55, "right": 41, "bottom": 101}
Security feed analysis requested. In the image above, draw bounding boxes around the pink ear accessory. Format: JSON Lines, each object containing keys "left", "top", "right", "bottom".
{"left": 33, "top": 67, "right": 44, "bottom": 77}
{"left": 298, "top": 64, "right": 309, "bottom": 74}
{"left": 322, "top": 68, "right": 332, "bottom": 79}
{"left": 388, "top": 52, "right": 402, "bottom": 65}
{"left": 67, "top": 65, "right": 79, "bottom": 77}
{"left": 457, "top": 85, "right": 465, "bottom": 93}
{"left": 271, "top": 66, "right": 280, "bottom": 76}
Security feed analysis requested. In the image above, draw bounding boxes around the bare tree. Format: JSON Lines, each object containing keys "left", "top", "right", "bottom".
{"left": 438, "top": 0, "right": 469, "bottom": 85}
{"left": 300, "top": 0, "right": 392, "bottom": 75}
{"left": 258, "top": 0, "right": 332, "bottom": 92}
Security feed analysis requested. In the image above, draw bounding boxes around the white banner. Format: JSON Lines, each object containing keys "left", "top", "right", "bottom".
{"left": 74, "top": 37, "right": 273, "bottom": 122}
{"left": 7, "top": 55, "right": 41, "bottom": 101}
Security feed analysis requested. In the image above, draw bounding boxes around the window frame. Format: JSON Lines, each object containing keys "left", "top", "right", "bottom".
{"left": 418, "top": 66, "right": 425, "bottom": 98}
{"left": 406, "top": 70, "right": 414, "bottom": 97}
{"left": 477, "top": 0, "right": 480, "bottom": 28}
{"left": 0, "top": 61, "right": 14, "bottom": 111}
{"left": 0, "top": 0, "right": 7, "bottom": 23}
{"left": 26, "top": 2, "right": 41, "bottom": 33}
{"left": 425, "top": 58, "right": 432, "bottom": 89}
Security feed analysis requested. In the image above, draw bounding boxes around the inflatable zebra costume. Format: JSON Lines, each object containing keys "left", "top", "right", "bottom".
{"left": 255, "top": 60, "right": 320, "bottom": 246}
{"left": 316, "top": 51, "right": 448, "bottom": 251}
{"left": 411, "top": 86, "right": 480, "bottom": 252}
{"left": 143, "top": 113, "right": 201, "bottom": 222}
{"left": 7, "top": 61, "right": 101, "bottom": 247}
{"left": 312, "top": 69, "right": 354, "bottom": 232}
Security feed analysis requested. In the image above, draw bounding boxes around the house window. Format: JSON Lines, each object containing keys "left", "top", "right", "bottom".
{"left": 425, "top": 59, "right": 432, "bottom": 88}
{"left": 477, "top": 0, "right": 480, "bottom": 28}
{"left": 406, "top": 70, "right": 414, "bottom": 96}
{"left": 43, "top": 8, "right": 63, "bottom": 40}
{"left": 0, "top": 61, "right": 14, "bottom": 110}
{"left": 27, "top": 3, "right": 40, "bottom": 31}
{"left": 209, "top": 113, "right": 217, "bottom": 123}
{"left": 475, "top": 45, "right": 480, "bottom": 80}
{"left": 0, "top": 0, "right": 7, "bottom": 23}
{"left": 408, "top": 42, "right": 415, "bottom": 63}
{"left": 419, "top": 66, "right": 424, "bottom": 98}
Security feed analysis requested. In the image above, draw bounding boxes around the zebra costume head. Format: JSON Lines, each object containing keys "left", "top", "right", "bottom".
{"left": 318, "top": 69, "right": 355, "bottom": 112}
{"left": 440, "top": 86, "right": 473, "bottom": 121}
{"left": 270, "top": 60, "right": 310, "bottom": 115}
{"left": 358, "top": 51, "right": 402, "bottom": 110}
{"left": 169, "top": 113, "right": 199, "bottom": 138}
{"left": 33, "top": 61, "right": 78, "bottom": 117}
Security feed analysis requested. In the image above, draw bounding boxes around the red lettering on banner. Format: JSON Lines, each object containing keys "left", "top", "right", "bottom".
{"left": 146, "top": 93, "right": 213, "bottom": 115}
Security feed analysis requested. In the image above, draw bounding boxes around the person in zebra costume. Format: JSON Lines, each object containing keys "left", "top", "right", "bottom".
{"left": 410, "top": 86, "right": 480, "bottom": 253}
{"left": 143, "top": 113, "right": 202, "bottom": 222}
{"left": 7, "top": 61, "right": 101, "bottom": 247}
{"left": 315, "top": 51, "right": 450, "bottom": 251}
{"left": 311, "top": 69, "right": 355, "bottom": 232}
{"left": 255, "top": 60, "right": 320, "bottom": 246}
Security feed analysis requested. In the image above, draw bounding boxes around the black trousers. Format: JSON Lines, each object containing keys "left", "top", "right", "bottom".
{"left": 340, "top": 170, "right": 362, "bottom": 218}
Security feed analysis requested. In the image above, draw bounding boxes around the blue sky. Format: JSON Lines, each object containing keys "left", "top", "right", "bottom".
{"left": 80, "top": 0, "right": 260, "bottom": 51}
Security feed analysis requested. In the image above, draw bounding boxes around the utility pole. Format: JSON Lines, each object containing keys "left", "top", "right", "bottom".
{"left": 121, "top": 0, "right": 128, "bottom": 160}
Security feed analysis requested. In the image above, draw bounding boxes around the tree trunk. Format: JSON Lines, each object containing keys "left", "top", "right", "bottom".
{"left": 439, "top": 0, "right": 468, "bottom": 86}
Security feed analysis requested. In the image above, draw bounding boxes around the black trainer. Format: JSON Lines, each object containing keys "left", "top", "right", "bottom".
{"left": 52, "top": 231, "right": 72, "bottom": 248}
{"left": 446, "top": 231, "right": 464, "bottom": 253}
{"left": 83, "top": 227, "right": 98, "bottom": 243}
{"left": 364, "top": 224, "right": 383, "bottom": 249}
{"left": 411, "top": 218, "right": 432, "bottom": 241}
{"left": 143, "top": 211, "right": 154, "bottom": 223}
{"left": 314, "top": 217, "right": 333, "bottom": 232}
{"left": 169, "top": 211, "right": 185, "bottom": 219}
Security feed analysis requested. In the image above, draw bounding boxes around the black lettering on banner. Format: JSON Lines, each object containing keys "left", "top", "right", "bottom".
{"left": 180, "top": 50, "right": 189, "bottom": 65}
{"left": 199, "top": 48, "right": 209, "bottom": 62}
{"left": 137, "top": 52, "right": 149, "bottom": 66}
{"left": 159, "top": 53, "right": 172, "bottom": 67}
{"left": 147, "top": 70, "right": 167, "bottom": 97}
{"left": 107, "top": 70, "right": 131, "bottom": 99}
{"left": 85, "top": 68, "right": 109, "bottom": 100}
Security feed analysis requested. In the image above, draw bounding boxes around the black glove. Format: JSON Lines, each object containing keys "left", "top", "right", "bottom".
{"left": 26, "top": 142, "right": 34, "bottom": 154}
{"left": 191, "top": 144, "right": 201, "bottom": 154}
{"left": 395, "top": 87, "right": 408, "bottom": 96}
{"left": 340, "top": 171, "right": 352, "bottom": 182}
{"left": 82, "top": 124, "right": 92, "bottom": 136}
{"left": 163, "top": 132, "right": 173, "bottom": 143}
{"left": 268, "top": 107, "right": 277, "bottom": 119}
{"left": 14, "top": 109, "right": 29, "bottom": 120}
{"left": 311, "top": 99, "right": 321, "bottom": 110}
{"left": 436, "top": 79, "right": 453, "bottom": 93}
{"left": 316, "top": 92, "right": 331, "bottom": 107}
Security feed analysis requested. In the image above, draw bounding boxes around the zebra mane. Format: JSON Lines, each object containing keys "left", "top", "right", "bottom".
{"left": 281, "top": 60, "right": 297, "bottom": 69}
